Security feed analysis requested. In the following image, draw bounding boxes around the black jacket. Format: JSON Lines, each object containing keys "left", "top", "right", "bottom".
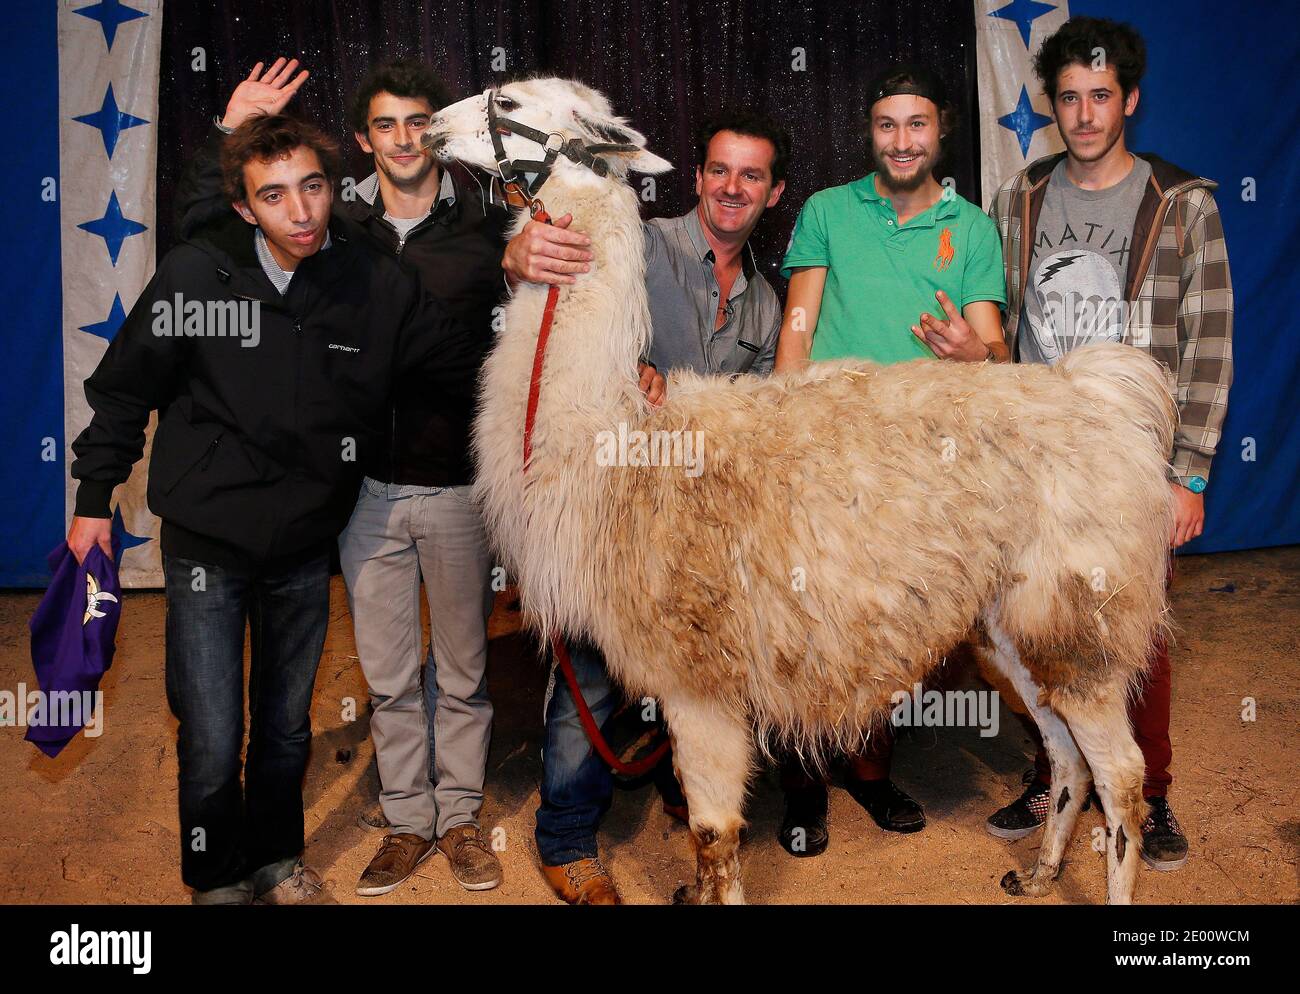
{"left": 70, "top": 211, "right": 482, "bottom": 569}
{"left": 176, "top": 126, "right": 512, "bottom": 487}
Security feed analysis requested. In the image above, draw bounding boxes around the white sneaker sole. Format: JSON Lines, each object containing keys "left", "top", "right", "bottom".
{"left": 985, "top": 821, "right": 1044, "bottom": 841}
{"left": 437, "top": 845, "right": 502, "bottom": 892}
{"left": 355, "top": 841, "right": 435, "bottom": 897}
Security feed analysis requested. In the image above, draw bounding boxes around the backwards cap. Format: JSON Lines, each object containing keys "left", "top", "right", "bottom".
{"left": 866, "top": 64, "right": 950, "bottom": 111}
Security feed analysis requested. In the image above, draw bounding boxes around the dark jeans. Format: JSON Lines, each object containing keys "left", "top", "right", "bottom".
{"left": 163, "top": 553, "right": 330, "bottom": 892}
{"left": 535, "top": 639, "right": 617, "bottom": 866}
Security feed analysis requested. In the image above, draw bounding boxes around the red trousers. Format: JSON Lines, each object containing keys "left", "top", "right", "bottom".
{"left": 1033, "top": 632, "right": 1173, "bottom": 797}
{"left": 1034, "top": 560, "right": 1176, "bottom": 798}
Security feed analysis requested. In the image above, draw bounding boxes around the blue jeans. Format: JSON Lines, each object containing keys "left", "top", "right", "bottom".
{"left": 163, "top": 553, "right": 330, "bottom": 892}
{"left": 535, "top": 639, "right": 618, "bottom": 866}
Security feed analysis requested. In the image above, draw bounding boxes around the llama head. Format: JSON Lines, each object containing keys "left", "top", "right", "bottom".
{"left": 423, "top": 78, "right": 672, "bottom": 187}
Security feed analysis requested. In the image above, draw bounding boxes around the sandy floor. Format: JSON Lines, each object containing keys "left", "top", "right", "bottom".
{"left": 2, "top": 546, "right": 1296, "bottom": 905}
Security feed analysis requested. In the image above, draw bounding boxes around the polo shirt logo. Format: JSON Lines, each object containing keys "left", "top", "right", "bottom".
{"left": 934, "top": 227, "right": 955, "bottom": 272}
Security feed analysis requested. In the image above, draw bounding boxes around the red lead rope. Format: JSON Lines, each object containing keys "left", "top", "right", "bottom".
{"left": 518, "top": 203, "right": 671, "bottom": 780}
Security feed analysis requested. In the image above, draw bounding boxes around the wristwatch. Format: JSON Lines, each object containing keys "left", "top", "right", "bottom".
{"left": 1185, "top": 476, "right": 1207, "bottom": 494}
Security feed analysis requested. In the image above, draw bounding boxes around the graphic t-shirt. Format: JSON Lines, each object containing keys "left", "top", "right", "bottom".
{"left": 1019, "top": 156, "right": 1151, "bottom": 365}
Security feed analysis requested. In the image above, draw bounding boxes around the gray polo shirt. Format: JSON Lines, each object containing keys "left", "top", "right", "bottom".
{"left": 643, "top": 208, "right": 782, "bottom": 377}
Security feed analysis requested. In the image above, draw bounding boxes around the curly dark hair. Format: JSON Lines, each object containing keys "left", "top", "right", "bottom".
{"left": 346, "top": 59, "right": 452, "bottom": 134}
{"left": 695, "top": 108, "right": 792, "bottom": 184}
{"left": 1034, "top": 16, "right": 1147, "bottom": 102}
{"left": 220, "top": 114, "right": 342, "bottom": 203}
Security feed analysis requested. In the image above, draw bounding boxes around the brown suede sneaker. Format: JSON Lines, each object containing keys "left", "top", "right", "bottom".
{"left": 436, "top": 824, "right": 503, "bottom": 891}
{"left": 356, "top": 833, "right": 435, "bottom": 897}
{"left": 541, "top": 857, "right": 621, "bottom": 905}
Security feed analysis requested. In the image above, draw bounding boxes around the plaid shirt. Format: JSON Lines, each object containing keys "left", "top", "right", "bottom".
{"left": 989, "top": 152, "right": 1234, "bottom": 486}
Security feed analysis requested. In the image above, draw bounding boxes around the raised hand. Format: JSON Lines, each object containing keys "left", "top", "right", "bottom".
{"left": 220, "top": 58, "right": 310, "bottom": 130}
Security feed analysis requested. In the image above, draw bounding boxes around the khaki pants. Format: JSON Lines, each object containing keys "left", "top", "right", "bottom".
{"left": 339, "top": 480, "right": 495, "bottom": 840}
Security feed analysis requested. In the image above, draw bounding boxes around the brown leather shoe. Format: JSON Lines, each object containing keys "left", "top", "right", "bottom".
{"left": 436, "top": 824, "right": 503, "bottom": 891}
{"left": 541, "top": 857, "right": 621, "bottom": 905}
{"left": 356, "top": 833, "right": 434, "bottom": 897}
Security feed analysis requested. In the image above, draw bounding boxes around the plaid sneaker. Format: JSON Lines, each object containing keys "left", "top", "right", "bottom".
{"left": 986, "top": 769, "right": 1051, "bottom": 840}
{"left": 1140, "top": 796, "right": 1189, "bottom": 871}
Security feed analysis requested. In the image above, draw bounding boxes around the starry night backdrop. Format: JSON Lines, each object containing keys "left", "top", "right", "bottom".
{"left": 158, "top": 0, "right": 980, "bottom": 295}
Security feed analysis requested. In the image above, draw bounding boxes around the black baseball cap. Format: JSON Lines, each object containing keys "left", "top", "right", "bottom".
{"left": 865, "top": 64, "right": 950, "bottom": 112}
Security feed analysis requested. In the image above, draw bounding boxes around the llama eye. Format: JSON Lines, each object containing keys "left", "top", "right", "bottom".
{"left": 495, "top": 96, "right": 519, "bottom": 112}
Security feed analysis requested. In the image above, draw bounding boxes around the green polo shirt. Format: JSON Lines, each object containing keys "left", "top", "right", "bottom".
{"left": 781, "top": 173, "right": 1007, "bottom": 365}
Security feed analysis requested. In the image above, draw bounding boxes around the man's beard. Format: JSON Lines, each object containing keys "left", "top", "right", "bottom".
{"left": 872, "top": 145, "right": 938, "bottom": 193}
{"left": 377, "top": 151, "right": 436, "bottom": 189}
{"left": 1063, "top": 121, "right": 1123, "bottom": 163}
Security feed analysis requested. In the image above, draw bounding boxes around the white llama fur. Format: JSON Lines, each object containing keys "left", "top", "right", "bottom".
{"left": 425, "top": 79, "right": 1177, "bottom": 905}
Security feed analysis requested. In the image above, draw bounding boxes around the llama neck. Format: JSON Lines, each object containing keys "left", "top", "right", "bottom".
{"left": 528, "top": 170, "right": 650, "bottom": 416}
{"left": 476, "top": 168, "right": 650, "bottom": 640}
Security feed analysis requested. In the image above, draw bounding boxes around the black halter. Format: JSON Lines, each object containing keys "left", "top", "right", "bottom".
{"left": 486, "top": 88, "right": 639, "bottom": 198}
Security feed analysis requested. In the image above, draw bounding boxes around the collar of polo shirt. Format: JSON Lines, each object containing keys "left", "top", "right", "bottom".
{"left": 851, "top": 172, "right": 960, "bottom": 229}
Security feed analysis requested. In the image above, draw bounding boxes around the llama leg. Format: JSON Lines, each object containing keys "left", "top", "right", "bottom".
{"left": 659, "top": 694, "right": 752, "bottom": 905}
{"left": 983, "top": 616, "right": 1091, "bottom": 898}
{"left": 1056, "top": 693, "right": 1146, "bottom": 905}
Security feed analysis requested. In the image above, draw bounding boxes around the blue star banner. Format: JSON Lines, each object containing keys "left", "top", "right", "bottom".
{"left": 0, "top": 1, "right": 161, "bottom": 586}
{"left": 976, "top": 0, "right": 1069, "bottom": 208}
{"left": 976, "top": 0, "right": 1300, "bottom": 553}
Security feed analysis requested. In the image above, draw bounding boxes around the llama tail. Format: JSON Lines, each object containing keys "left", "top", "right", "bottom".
{"left": 1057, "top": 341, "right": 1178, "bottom": 459}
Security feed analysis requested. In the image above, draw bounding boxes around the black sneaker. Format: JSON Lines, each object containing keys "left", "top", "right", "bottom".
{"left": 1140, "top": 796, "right": 1188, "bottom": 871}
{"left": 778, "top": 783, "right": 829, "bottom": 857}
{"left": 986, "top": 769, "right": 1051, "bottom": 840}
{"left": 844, "top": 778, "right": 926, "bottom": 834}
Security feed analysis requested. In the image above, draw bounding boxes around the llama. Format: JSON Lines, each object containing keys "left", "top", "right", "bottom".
{"left": 424, "top": 79, "right": 1177, "bottom": 905}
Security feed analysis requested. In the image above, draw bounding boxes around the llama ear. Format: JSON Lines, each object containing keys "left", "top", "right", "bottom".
{"left": 572, "top": 110, "right": 674, "bottom": 175}
{"left": 623, "top": 147, "right": 673, "bottom": 175}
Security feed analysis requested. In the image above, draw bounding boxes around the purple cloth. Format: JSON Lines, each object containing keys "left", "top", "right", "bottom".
{"left": 25, "top": 542, "right": 121, "bottom": 757}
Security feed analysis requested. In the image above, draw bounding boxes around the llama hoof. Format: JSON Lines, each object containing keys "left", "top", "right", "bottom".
{"left": 1001, "top": 868, "right": 1055, "bottom": 898}
{"left": 672, "top": 884, "right": 699, "bottom": 905}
